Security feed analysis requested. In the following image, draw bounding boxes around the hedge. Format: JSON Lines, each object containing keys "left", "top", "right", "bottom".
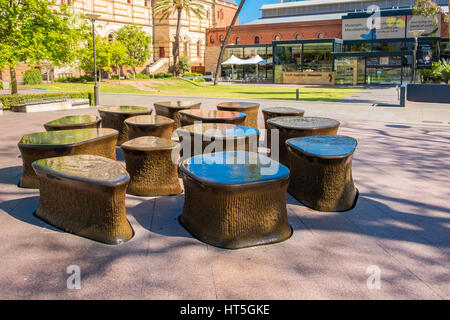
{"left": 0, "top": 92, "right": 94, "bottom": 110}
{"left": 23, "top": 69, "right": 43, "bottom": 85}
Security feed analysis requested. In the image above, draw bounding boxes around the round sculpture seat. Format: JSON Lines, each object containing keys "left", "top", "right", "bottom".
{"left": 176, "top": 123, "right": 259, "bottom": 160}
{"left": 261, "top": 107, "right": 305, "bottom": 147}
{"left": 179, "top": 151, "right": 292, "bottom": 249}
{"left": 44, "top": 115, "right": 101, "bottom": 131}
{"left": 32, "top": 155, "right": 134, "bottom": 245}
{"left": 120, "top": 136, "right": 182, "bottom": 196}
{"left": 216, "top": 102, "right": 260, "bottom": 129}
{"left": 153, "top": 101, "right": 201, "bottom": 129}
{"left": 286, "top": 135, "right": 358, "bottom": 212}
{"left": 267, "top": 116, "right": 340, "bottom": 168}
{"left": 98, "top": 106, "right": 152, "bottom": 145}
{"left": 178, "top": 109, "right": 246, "bottom": 127}
{"left": 124, "top": 115, "right": 174, "bottom": 140}
{"left": 18, "top": 128, "right": 119, "bottom": 188}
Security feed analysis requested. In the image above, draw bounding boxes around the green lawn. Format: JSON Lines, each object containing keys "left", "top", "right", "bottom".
{"left": 22, "top": 79, "right": 361, "bottom": 102}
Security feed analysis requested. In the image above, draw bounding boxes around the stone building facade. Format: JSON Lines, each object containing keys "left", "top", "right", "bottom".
{"left": 0, "top": 0, "right": 237, "bottom": 84}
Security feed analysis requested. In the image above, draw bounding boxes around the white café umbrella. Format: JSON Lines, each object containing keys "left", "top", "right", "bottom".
{"left": 222, "top": 55, "right": 246, "bottom": 80}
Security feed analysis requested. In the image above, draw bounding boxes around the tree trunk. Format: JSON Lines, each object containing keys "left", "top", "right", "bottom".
{"left": 213, "top": 0, "right": 246, "bottom": 85}
{"left": 173, "top": 9, "right": 182, "bottom": 76}
{"left": 10, "top": 67, "right": 18, "bottom": 95}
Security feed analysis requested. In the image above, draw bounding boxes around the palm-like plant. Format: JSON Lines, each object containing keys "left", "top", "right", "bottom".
{"left": 154, "top": 0, "right": 205, "bottom": 75}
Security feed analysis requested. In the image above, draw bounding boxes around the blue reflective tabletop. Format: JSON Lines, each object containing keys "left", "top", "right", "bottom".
{"left": 287, "top": 135, "right": 357, "bottom": 159}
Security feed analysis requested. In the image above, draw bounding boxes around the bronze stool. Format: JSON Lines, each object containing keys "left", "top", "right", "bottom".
{"left": 179, "top": 151, "right": 292, "bottom": 249}
{"left": 179, "top": 109, "right": 247, "bottom": 127}
{"left": 121, "top": 136, "right": 182, "bottom": 196}
{"left": 261, "top": 107, "right": 305, "bottom": 148}
{"left": 18, "top": 128, "right": 118, "bottom": 189}
{"left": 153, "top": 101, "right": 201, "bottom": 129}
{"left": 287, "top": 135, "right": 358, "bottom": 212}
{"left": 216, "top": 102, "right": 260, "bottom": 129}
{"left": 267, "top": 117, "right": 340, "bottom": 168}
{"left": 98, "top": 106, "right": 152, "bottom": 145}
{"left": 125, "top": 115, "right": 174, "bottom": 140}
{"left": 32, "top": 155, "right": 134, "bottom": 245}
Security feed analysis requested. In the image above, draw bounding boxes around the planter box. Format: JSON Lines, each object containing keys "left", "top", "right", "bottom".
{"left": 407, "top": 84, "right": 450, "bottom": 104}
{"left": 12, "top": 99, "right": 90, "bottom": 113}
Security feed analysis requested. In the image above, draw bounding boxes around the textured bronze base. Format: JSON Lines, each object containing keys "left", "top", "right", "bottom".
{"left": 32, "top": 156, "right": 134, "bottom": 245}
{"left": 99, "top": 107, "right": 152, "bottom": 145}
{"left": 216, "top": 103, "right": 260, "bottom": 129}
{"left": 121, "top": 137, "right": 182, "bottom": 197}
{"left": 287, "top": 149, "right": 358, "bottom": 212}
{"left": 262, "top": 108, "right": 305, "bottom": 148}
{"left": 267, "top": 118, "right": 340, "bottom": 168}
{"left": 179, "top": 110, "right": 247, "bottom": 127}
{"left": 154, "top": 102, "right": 201, "bottom": 129}
{"left": 125, "top": 116, "right": 174, "bottom": 140}
{"left": 179, "top": 171, "right": 292, "bottom": 250}
{"left": 18, "top": 129, "right": 118, "bottom": 189}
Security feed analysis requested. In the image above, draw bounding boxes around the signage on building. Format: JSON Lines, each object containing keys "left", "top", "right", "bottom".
{"left": 342, "top": 14, "right": 440, "bottom": 41}
{"left": 417, "top": 43, "right": 433, "bottom": 69}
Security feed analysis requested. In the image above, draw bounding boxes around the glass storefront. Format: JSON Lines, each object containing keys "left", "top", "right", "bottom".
{"left": 273, "top": 39, "right": 340, "bottom": 84}
{"left": 221, "top": 45, "right": 273, "bottom": 82}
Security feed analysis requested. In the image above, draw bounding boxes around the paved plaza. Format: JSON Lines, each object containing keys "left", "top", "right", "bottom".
{"left": 0, "top": 92, "right": 449, "bottom": 299}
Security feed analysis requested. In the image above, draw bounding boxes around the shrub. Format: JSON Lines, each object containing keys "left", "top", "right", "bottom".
{"left": 0, "top": 92, "right": 94, "bottom": 110}
{"left": 110, "top": 75, "right": 119, "bottom": 80}
{"left": 177, "top": 56, "right": 190, "bottom": 74}
{"left": 23, "top": 69, "right": 42, "bottom": 85}
{"left": 135, "top": 73, "right": 150, "bottom": 79}
{"left": 148, "top": 74, "right": 154, "bottom": 79}
{"left": 55, "top": 75, "right": 94, "bottom": 83}
{"left": 154, "top": 73, "right": 163, "bottom": 79}
{"left": 165, "top": 72, "right": 173, "bottom": 78}
{"left": 183, "top": 72, "right": 202, "bottom": 77}
{"left": 195, "top": 78, "right": 206, "bottom": 83}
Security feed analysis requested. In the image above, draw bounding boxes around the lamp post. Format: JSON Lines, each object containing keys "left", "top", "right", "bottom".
{"left": 86, "top": 13, "right": 101, "bottom": 106}
{"left": 411, "top": 29, "right": 425, "bottom": 84}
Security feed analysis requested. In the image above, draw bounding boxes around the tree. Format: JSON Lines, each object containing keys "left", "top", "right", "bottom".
{"left": 0, "top": 0, "right": 85, "bottom": 94}
{"left": 154, "top": 0, "right": 205, "bottom": 76}
{"left": 214, "top": 0, "right": 246, "bottom": 85}
{"left": 177, "top": 55, "right": 191, "bottom": 74}
{"left": 78, "top": 35, "right": 114, "bottom": 82}
{"left": 413, "top": 0, "right": 449, "bottom": 42}
{"left": 110, "top": 40, "right": 127, "bottom": 82}
{"left": 116, "top": 25, "right": 152, "bottom": 79}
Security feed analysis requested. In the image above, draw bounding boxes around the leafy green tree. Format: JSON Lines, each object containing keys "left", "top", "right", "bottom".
{"left": 214, "top": 0, "right": 246, "bottom": 85}
{"left": 0, "top": 0, "right": 86, "bottom": 94}
{"left": 110, "top": 40, "right": 127, "bottom": 83}
{"left": 116, "top": 25, "right": 152, "bottom": 79}
{"left": 78, "top": 35, "right": 114, "bottom": 82}
{"left": 177, "top": 56, "right": 191, "bottom": 74}
{"left": 154, "top": 0, "right": 205, "bottom": 76}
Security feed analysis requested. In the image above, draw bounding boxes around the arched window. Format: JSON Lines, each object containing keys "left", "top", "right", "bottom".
{"left": 197, "top": 41, "right": 201, "bottom": 57}
{"left": 235, "top": 37, "right": 240, "bottom": 45}
{"left": 317, "top": 33, "right": 324, "bottom": 39}
{"left": 254, "top": 36, "right": 260, "bottom": 44}
{"left": 108, "top": 33, "right": 115, "bottom": 42}
{"left": 274, "top": 35, "right": 280, "bottom": 41}
{"left": 296, "top": 34, "right": 301, "bottom": 41}
{"left": 219, "top": 35, "right": 224, "bottom": 42}
{"left": 210, "top": 35, "right": 215, "bottom": 44}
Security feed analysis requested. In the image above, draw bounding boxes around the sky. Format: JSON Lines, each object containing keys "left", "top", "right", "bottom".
{"left": 237, "top": 0, "right": 281, "bottom": 25}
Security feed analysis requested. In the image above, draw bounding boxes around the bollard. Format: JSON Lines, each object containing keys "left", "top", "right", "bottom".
{"left": 399, "top": 84, "right": 407, "bottom": 107}
{"left": 296, "top": 88, "right": 300, "bottom": 101}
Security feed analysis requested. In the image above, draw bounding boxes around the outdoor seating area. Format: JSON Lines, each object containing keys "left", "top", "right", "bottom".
{"left": 13, "top": 100, "right": 361, "bottom": 249}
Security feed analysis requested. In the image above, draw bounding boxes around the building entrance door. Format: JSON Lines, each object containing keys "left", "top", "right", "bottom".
{"left": 159, "top": 47, "right": 165, "bottom": 58}
{"left": 335, "top": 57, "right": 364, "bottom": 85}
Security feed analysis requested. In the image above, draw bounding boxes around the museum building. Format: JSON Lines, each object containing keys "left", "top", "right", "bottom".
{"left": 205, "top": 0, "right": 450, "bottom": 85}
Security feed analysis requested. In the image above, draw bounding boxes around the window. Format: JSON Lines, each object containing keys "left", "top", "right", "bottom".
{"left": 317, "top": 33, "right": 324, "bottom": 39}
{"left": 144, "top": 0, "right": 148, "bottom": 6}
{"left": 235, "top": 37, "right": 240, "bottom": 45}
{"left": 219, "top": 35, "right": 224, "bottom": 42}
{"left": 296, "top": 34, "right": 301, "bottom": 41}
{"left": 210, "top": 35, "right": 214, "bottom": 44}
{"left": 197, "top": 41, "right": 201, "bottom": 57}
{"left": 274, "top": 35, "right": 280, "bottom": 41}
{"left": 254, "top": 36, "right": 260, "bottom": 44}
{"left": 107, "top": 33, "right": 115, "bottom": 42}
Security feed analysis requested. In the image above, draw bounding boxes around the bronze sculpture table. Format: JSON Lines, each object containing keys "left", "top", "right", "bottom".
{"left": 153, "top": 101, "right": 201, "bottom": 129}
{"left": 176, "top": 123, "right": 259, "bottom": 160}
{"left": 125, "top": 115, "right": 174, "bottom": 140}
{"left": 216, "top": 102, "right": 260, "bottom": 129}
{"left": 98, "top": 106, "right": 152, "bottom": 145}
{"left": 32, "top": 155, "right": 134, "bottom": 245}
{"left": 261, "top": 107, "right": 305, "bottom": 147}
{"left": 179, "top": 151, "right": 292, "bottom": 249}
{"left": 44, "top": 115, "right": 102, "bottom": 131}
{"left": 120, "top": 136, "right": 182, "bottom": 196}
{"left": 287, "top": 135, "right": 358, "bottom": 212}
{"left": 18, "top": 128, "right": 118, "bottom": 189}
{"left": 267, "top": 117, "right": 340, "bottom": 168}
{"left": 178, "top": 109, "right": 246, "bottom": 127}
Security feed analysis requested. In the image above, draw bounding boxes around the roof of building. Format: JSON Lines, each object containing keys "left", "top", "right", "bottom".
{"left": 218, "top": 0, "right": 237, "bottom": 5}
{"left": 260, "top": 0, "right": 374, "bottom": 10}
{"left": 245, "top": 12, "right": 345, "bottom": 25}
